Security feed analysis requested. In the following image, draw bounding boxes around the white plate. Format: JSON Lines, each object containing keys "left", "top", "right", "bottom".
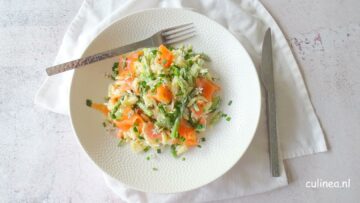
{"left": 70, "top": 8, "right": 261, "bottom": 193}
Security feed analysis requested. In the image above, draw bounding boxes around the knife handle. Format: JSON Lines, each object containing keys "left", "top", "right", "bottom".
{"left": 267, "top": 90, "right": 280, "bottom": 177}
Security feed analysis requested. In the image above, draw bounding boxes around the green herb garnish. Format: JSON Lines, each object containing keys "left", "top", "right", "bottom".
{"left": 170, "top": 90, "right": 192, "bottom": 138}
{"left": 170, "top": 117, "right": 180, "bottom": 138}
{"left": 171, "top": 145, "right": 177, "bottom": 157}
{"left": 201, "top": 137, "right": 206, "bottom": 142}
{"left": 195, "top": 124, "right": 205, "bottom": 133}
{"left": 111, "top": 62, "right": 119, "bottom": 80}
{"left": 143, "top": 146, "right": 151, "bottom": 152}
{"left": 110, "top": 100, "right": 122, "bottom": 119}
{"left": 228, "top": 100, "right": 233, "bottom": 106}
{"left": 151, "top": 50, "right": 158, "bottom": 55}
{"left": 86, "top": 99, "right": 92, "bottom": 107}
{"left": 157, "top": 149, "right": 161, "bottom": 154}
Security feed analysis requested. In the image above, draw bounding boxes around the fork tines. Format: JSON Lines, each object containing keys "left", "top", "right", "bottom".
{"left": 161, "top": 23, "right": 196, "bottom": 44}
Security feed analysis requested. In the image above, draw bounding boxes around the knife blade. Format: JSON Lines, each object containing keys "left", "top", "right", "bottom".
{"left": 261, "top": 28, "right": 280, "bottom": 177}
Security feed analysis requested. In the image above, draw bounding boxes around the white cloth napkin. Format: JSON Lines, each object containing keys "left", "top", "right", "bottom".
{"left": 35, "top": 0, "right": 328, "bottom": 202}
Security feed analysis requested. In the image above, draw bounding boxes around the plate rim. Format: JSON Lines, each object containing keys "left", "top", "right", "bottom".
{"left": 69, "top": 7, "right": 262, "bottom": 193}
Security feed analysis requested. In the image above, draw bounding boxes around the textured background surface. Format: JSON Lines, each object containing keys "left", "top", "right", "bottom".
{"left": 0, "top": 0, "right": 359, "bottom": 202}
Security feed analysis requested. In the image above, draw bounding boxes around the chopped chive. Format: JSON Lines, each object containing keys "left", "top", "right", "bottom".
{"left": 170, "top": 117, "right": 180, "bottom": 138}
{"left": 151, "top": 50, "right": 158, "bottom": 55}
{"left": 133, "top": 126, "right": 139, "bottom": 133}
{"left": 226, "top": 116, "right": 231, "bottom": 121}
{"left": 152, "top": 167, "right": 158, "bottom": 171}
{"left": 112, "top": 62, "right": 119, "bottom": 71}
{"left": 111, "top": 62, "right": 119, "bottom": 80}
{"left": 201, "top": 137, "right": 206, "bottom": 142}
{"left": 146, "top": 156, "right": 150, "bottom": 160}
{"left": 180, "top": 137, "right": 186, "bottom": 142}
{"left": 195, "top": 124, "right": 204, "bottom": 132}
{"left": 171, "top": 145, "right": 177, "bottom": 157}
{"left": 228, "top": 100, "right": 233, "bottom": 106}
{"left": 86, "top": 99, "right": 92, "bottom": 107}
{"left": 188, "top": 60, "right": 194, "bottom": 66}
{"left": 197, "top": 145, "right": 202, "bottom": 148}
{"left": 221, "top": 113, "right": 227, "bottom": 117}
{"left": 182, "top": 157, "right": 186, "bottom": 161}
{"left": 137, "top": 135, "right": 144, "bottom": 140}
{"left": 157, "top": 149, "right": 161, "bottom": 154}
{"left": 102, "top": 122, "right": 106, "bottom": 127}
{"left": 170, "top": 65, "right": 180, "bottom": 76}
{"left": 143, "top": 146, "right": 151, "bottom": 152}
{"left": 110, "top": 100, "right": 122, "bottom": 119}
{"left": 158, "top": 104, "right": 166, "bottom": 114}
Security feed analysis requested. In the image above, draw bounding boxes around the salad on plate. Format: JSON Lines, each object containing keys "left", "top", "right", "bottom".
{"left": 86, "top": 44, "right": 225, "bottom": 156}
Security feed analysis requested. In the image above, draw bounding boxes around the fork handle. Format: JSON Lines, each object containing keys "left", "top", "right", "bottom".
{"left": 46, "top": 39, "right": 151, "bottom": 76}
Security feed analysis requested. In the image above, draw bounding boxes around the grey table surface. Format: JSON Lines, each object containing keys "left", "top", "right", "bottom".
{"left": 0, "top": 0, "right": 359, "bottom": 202}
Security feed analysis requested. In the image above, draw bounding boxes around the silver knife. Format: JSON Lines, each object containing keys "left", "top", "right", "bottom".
{"left": 261, "top": 28, "right": 280, "bottom": 177}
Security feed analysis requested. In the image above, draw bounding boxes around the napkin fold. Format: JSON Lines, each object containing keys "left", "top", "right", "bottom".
{"left": 35, "top": 0, "right": 327, "bottom": 202}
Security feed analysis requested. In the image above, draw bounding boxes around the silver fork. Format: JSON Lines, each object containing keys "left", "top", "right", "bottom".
{"left": 46, "top": 23, "right": 196, "bottom": 76}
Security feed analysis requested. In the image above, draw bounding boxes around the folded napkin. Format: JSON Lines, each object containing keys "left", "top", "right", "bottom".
{"left": 35, "top": 0, "right": 327, "bottom": 202}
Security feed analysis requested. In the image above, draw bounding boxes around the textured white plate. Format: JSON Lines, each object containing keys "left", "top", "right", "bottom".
{"left": 69, "top": 8, "right": 261, "bottom": 193}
